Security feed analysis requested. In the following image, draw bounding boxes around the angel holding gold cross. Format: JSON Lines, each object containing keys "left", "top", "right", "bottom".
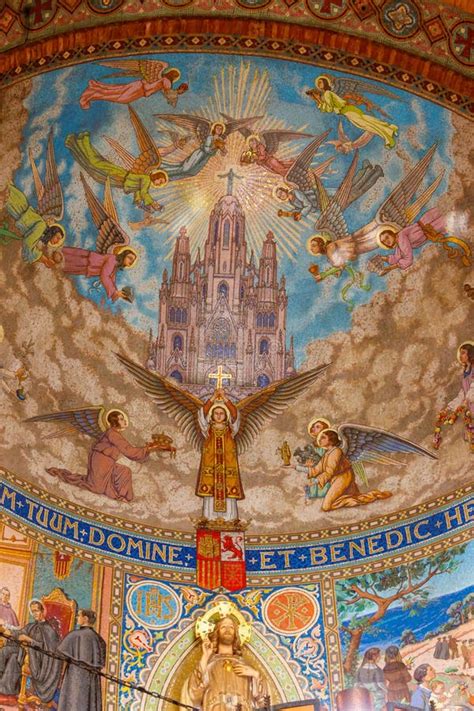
{"left": 116, "top": 354, "right": 330, "bottom": 524}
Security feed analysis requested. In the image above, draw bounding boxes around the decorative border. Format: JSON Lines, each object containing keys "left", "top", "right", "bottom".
{"left": 0, "top": 18, "right": 472, "bottom": 117}
{"left": 2, "top": 467, "right": 473, "bottom": 544}
{"left": 1, "top": 469, "right": 473, "bottom": 581}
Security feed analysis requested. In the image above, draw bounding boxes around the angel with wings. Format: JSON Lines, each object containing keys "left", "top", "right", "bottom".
{"left": 57, "top": 174, "right": 138, "bottom": 302}
{"left": 308, "top": 143, "right": 447, "bottom": 284}
{"left": 233, "top": 121, "right": 317, "bottom": 177}
{"left": 155, "top": 114, "right": 259, "bottom": 181}
{"left": 26, "top": 407, "right": 162, "bottom": 502}
{"left": 273, "top": 131, "right": 334, "bottom": 221}
{"left": 66, "top": 106, "right": 183, "bottom": 212}
{"left": 328, "top": 120, "right": 374, "bottom": 154}
{"left": 275, "top": 134, "right": 381, "bottom": 224}
{"left": 116, "top": 353, "right": 329, "bottom": 523}
{"left": 306, "top": 75, "right": 399, "bottom": 149}
{"left": 5, "top": 129, "right": 65, "bottom": 265}
{"left": 79, "top": 59, "right": 188, "bottom": 110}
{"left": 308, "top": 423, "right": 436, "bottom": 512}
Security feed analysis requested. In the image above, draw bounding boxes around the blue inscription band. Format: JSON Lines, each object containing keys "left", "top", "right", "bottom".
{"left": 1, "top": 480, "right": 473, "bottom": 574}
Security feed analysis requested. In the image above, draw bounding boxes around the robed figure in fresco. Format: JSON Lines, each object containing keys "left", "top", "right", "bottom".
{"left": 0, "top": 600, "right": 61, "bottom": 703}
{"left": 27, "top": 407, "right": 163, "bottom": 502}
{"left": 197, "top": 389, "right": 243, "bottom": 521}
{"left": 116, "top": 354, "right": 329, "bottom": 523}
{"left": 182, "top": 613, "right": 268, "bottom": 711}
{"left": 57, "top": 609, "right": 106, "bottom": 711}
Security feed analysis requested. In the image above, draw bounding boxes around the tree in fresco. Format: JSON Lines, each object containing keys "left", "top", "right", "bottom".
{"left": 336, "top": 546, "right": 466, "bottom": 673}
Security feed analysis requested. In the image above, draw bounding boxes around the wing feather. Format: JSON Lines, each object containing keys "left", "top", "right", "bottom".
{"left": 30, "top": 129, "right": 64, "bottom": 222}
{"left": 285, "top": 131, "right": 331, "bottom": 187}
{"left": 25, "top": 406, "right": 105, "bottom": 439}
{"left": 128, "top": 106, "right": 161, "bottom": 173}
{"left": 154, "top": 113, "right": 212, "bottom": 143}
{"left": 331, "top": 76, "right": 400, "bottom": 102}
{"left": 103, "top": 135, "right": 136, "bottom": 171}
{"left": 80, "top": 173, "right": 129, "bottom": 254}
{"left": 377, "top": 143, "right": 438, "bottom": 226}
{"left": 116, "top": 353, "right": 205, "bottom": 451}
{"left": 338, "top": 423, "right": 437, "bottom": 463}
{"left": 236, "top": 364, "right": 330, "bottom": 454}
{"left": 261, "top": 130, "right": 313, "bottom": 154}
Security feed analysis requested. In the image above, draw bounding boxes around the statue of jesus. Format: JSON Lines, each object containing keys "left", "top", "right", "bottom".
{"left": 182, "top": 616, "right": 269, "bottom": 711}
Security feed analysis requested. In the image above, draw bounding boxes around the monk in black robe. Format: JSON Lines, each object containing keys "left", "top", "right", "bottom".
{"left": 0, "top": 599, "right": 61, "bottom": 702}
{"left": 57, "top": 608, "right": 106, "bottom": 711}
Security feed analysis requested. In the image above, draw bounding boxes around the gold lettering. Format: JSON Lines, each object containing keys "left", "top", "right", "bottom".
{"left": 384, "top": 530, "right": 403, "bottom": 550}
{"left": 330, "top": 543, "right": 347, "bottom": 563}
{"left": 0, "top": 488, "right": 16, "bottom": 509}
{"left": 126, "top": 539, "right": 144, "bottom": 558}
{"left": 463, "top": 502, "right": 474, "bottom": 522}
{"left": 89, "top": 527, "right": 105, "bottom": 546}
{"left": 367, "top": 534, "right": 384, "bottom": 555}
{"left": 151, "top": 543, "right": 167, "bottom": 563}
{"left": 107, "top": 534, "right": 126, "bottom": 553}
{"left": 49, "top": 512, "right": 64, "bottom": 533}
{"left": 278, "top": 549, "right": 295, "bottom": 568}
{"left": 26, "top": 500, "right": 38, "bottom": 519}
{"left": 137, "top": 590, "right": 173, "bottom": 620}
{"left": 35, "top": 505, "right": 49, "bottom": 527}
{"left": 348, "top": 539, "right": 367, "bottom": 558}
{"left": 260, "top": 551, "right": 276, "bottom": 569}
{"left": 444, "top": 506, "right": 463, "bottom": 530}
{"left": 413, "top": 520, "right": 430, "bottom": 540}
{"left": 62, "top": 518, "right": 79, "bottom": 539}
{"left": 168, "top": 546, "right": 181, "bottom": 565}
{"left": 310, "top": 546, "right": 328, "bottom": 565}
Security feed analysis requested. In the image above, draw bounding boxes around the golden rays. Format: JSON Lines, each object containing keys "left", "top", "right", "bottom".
{"left": 155, "top": 61, "right": 318, "bottom": 261}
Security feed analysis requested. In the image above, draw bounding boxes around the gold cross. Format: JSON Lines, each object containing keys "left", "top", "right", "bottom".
{"left": 208, "top": 365, "right": 232, "bottom": 390}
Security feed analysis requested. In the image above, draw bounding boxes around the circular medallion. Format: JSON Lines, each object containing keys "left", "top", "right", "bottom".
{"left": 306, "top": 0, "right": 348, "bottom": 21}
{"left": 127, "top": 581, "right": 181, "bottom": 630}
{"left": 263, "top": 588, "right": 319, "bottom": 635}
{"left": 449, "top": 21, "right": 474, "bottom": 67}
{"left": 19, "top": 0, "right": 57, "bottom": 30}
{"left": 86, "top": 0, "right": 123, "bottom": 13}
{"left": 379, "top": 0, "right": 420, "bottom": 39}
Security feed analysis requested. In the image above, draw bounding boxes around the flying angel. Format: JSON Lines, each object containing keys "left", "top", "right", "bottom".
{"left": 26, "top": 406, "right": 163, "bottom": 502}
{"left": 79, "top": 58, "right": 188, "bottom": 110}
{"left": 276, "top": 135, "right": 382, "bottom": 227}
{"left": 327, "top": 120, "right": 374, "bottom": 154}
{"left": 228, "top": 116, "right": 317, "bottom": 177}
{"left": 57, "top": 174, "right": 138, "bottom": 303}
{"left": 66, "top": 106, "right": 183, "bottom": 212}
{"left": 154, "top": 113, "right": 260, "bottom": 181}
{"left": 306, "top": 74, "right": 399, "bottom": 148}
{"left": 5, "top": 129, "right": 65, "bottom": 265}
{"left": 116, "top": 353, "right": 330, "bottom": 523}
{"left": 308, "top": 143, "right": 445, "bottom": 277}
{"left": 308, "top": 423, "right": 437, "bottom": 511}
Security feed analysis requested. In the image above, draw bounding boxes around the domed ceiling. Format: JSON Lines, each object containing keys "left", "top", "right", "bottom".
{"left": 0, "top": 3, "right": 473, "bottom": 710}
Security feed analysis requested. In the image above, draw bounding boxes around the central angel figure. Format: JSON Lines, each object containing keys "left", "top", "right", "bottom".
{"left": 117, "top": 354, "right": 329, "bottom": 524}
{"left": 197, "top": 388, "right": 242, "bottom": 521}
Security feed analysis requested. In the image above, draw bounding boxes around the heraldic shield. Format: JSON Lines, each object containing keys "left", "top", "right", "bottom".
{"left": 196, "top": 529, "right": 246, "bottom": 591}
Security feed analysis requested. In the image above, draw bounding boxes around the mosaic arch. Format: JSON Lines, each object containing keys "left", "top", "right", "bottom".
{"left": 0, "top": 4, "right": 473, "bottom": 711}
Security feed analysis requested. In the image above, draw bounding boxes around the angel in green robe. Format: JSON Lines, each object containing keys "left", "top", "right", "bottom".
{"left": 306, "top": 75, "right": 399, "bottom": 149}
{"left": 5, "top": 128, "right": 66, "bottom": 264}
{"left": 66, "top": 106, "right": 183, "bottom": 213}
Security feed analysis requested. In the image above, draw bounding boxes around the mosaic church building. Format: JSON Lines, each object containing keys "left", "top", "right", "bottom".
{"left": 147, "top": 179, "right": 295, "bottom": 392}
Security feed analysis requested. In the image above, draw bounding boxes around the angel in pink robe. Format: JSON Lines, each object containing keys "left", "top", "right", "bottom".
{"left": 378, "top": 207, "right": 446, "bottom": 273}
{"left": 242, "top": 137, "right": 293, "bottom": 176}
{"left": 79, "top": 59, "right": 188, "bottom": 109}
{"left": 47, "top": 411, "right": 153, "bottom": 501}
{"left": 60, "top": 246, "right": 137, "bottom": 301}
